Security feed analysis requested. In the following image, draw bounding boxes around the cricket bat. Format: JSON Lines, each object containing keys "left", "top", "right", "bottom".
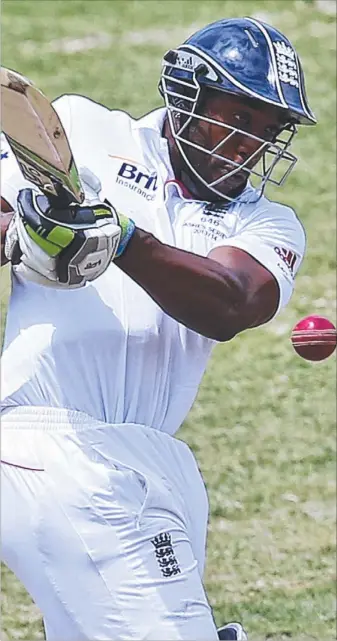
{"left": 1, "top": 66, "right": 84, "bottom": 213}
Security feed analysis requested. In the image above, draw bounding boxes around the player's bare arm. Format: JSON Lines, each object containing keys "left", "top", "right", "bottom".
{"left": 2, "top": 181, "right": 278, "bottom": 340}
{"left": 1, "top": 197, "right": 13, "bottom": 265}
{"left": 116, "top": 231, "right": 278, "bottom": 341}
{"left": 2, "top": 189, "right": 278, "bottom": 339}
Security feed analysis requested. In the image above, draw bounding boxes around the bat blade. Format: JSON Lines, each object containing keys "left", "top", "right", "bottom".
{"left": 0, "top": 66, "right": 84, "bottom": 208}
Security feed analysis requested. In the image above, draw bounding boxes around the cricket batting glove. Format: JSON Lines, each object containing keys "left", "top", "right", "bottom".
{"left": 5, "top": 188, "right": 135, "bottom": 288}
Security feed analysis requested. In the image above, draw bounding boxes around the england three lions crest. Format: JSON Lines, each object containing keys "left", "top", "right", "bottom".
{"left": 151, "top": 531, "right": 181, "bottom": 578}
{"left": 274, "top": 41, "right": 299, "bottom": 88}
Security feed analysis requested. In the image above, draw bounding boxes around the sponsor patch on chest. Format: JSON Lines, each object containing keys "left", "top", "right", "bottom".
{"left": 114, "top": 158, "right": 158, "bottom": 202}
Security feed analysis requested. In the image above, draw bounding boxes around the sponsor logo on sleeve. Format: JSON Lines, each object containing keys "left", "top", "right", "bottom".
{"left": 1, "top": 151, "right": 9, "bottom": 160}
{"left": 274, "top": 246, "right": 299, "bottom": 275}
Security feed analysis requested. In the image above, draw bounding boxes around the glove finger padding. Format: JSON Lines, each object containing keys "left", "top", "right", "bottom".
{"left": 12, "top": 188, "right": 132, "bottom": 288}
{"left": 10, "top": 213, "right": 59, "bottom": 286}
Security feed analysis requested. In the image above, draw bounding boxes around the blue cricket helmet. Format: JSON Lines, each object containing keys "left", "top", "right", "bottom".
{"left": 159, "top": 17, "right": 316, "bottom": 200}
{"left": 162, "top": 16, "right": 316, "bottom": 126}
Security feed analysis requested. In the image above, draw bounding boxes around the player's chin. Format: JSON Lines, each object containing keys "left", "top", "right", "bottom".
{"left": 205, "top": 170, "right": 248, "bottom": 199}
{"left": 192, "top": 179, "right": 246, "bottom": 203}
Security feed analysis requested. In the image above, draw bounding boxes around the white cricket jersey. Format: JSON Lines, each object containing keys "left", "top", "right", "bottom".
{"left": 0, "top": 96, "right": 305, "bottom": 434}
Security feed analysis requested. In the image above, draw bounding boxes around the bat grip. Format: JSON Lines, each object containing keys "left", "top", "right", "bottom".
{"left": 45, "top": 185, "right": 78, "bottom": 223}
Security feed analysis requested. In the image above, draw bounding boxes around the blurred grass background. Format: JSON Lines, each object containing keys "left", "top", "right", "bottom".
{"left": 1, "top": 1, "right": 336, "bottom": 639}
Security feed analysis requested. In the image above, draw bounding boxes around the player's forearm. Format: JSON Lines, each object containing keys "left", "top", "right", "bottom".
{"left": 1, "top": 198, "right": 14, "bottom": 266}
{"left": 116, "top": 228, "right": 246, "bottom": 341}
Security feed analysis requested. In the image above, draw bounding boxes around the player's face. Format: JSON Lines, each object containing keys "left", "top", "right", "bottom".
{"left": 181, "top": 92, "right": 287, "bottom": 200}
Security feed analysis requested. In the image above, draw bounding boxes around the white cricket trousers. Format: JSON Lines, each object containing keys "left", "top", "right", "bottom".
{"left": 1, "top": 406, "right": 218, "bottom": 640}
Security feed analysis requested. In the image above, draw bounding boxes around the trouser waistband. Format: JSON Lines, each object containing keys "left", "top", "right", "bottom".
{"left": 1, "top": 405, "right": 149, "bottom": 432}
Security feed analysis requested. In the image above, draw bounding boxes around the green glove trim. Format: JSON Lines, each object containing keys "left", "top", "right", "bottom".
{"left": 94, "top": 207, "right": 113, "bottom": 218}
{"left": 47, "top": 226, "right": 75, "bottom": 248}
{"left": 26, "top": 224, "right": 75, "bottom": 257}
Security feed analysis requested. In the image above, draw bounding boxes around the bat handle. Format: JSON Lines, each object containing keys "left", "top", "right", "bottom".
{"left": 45, "top": 185, "right": 79, "bottom": 223}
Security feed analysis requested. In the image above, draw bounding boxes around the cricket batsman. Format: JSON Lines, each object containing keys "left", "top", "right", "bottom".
{"left": 0, "top": 17, "right": 316, "bottom": 641}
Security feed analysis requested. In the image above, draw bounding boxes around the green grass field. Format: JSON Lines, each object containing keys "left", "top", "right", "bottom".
{"left": 1, "top": 1, "right": 336, "bottom": 640}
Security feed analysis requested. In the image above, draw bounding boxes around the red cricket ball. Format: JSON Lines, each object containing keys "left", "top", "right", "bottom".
{"left": 291, "top": 315, "right": 337, "bottom": 361}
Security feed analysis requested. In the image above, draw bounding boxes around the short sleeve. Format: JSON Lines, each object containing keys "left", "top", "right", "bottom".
{"left": 210, "top": 204, "right": 306, "bottom": 314}
{"left": 52, "top": 94, "right": 108, "bottom": 140}
{"left": 51, "top": 94, "right": 75, "bottom": 138}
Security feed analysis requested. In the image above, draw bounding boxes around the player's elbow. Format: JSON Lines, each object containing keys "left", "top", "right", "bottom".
{"left": 210, "top": 311, "right": 244, "bottom": 342}
{"left": 209, "top": 326, "right": 238, "bottom": 342}
{"left": 209, "top": 279, "right": 249, "bottom": 342}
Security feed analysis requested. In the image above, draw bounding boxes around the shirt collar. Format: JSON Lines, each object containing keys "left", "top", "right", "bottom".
{"left": 133, "top": 107, "right": 167, "bottom": 136}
